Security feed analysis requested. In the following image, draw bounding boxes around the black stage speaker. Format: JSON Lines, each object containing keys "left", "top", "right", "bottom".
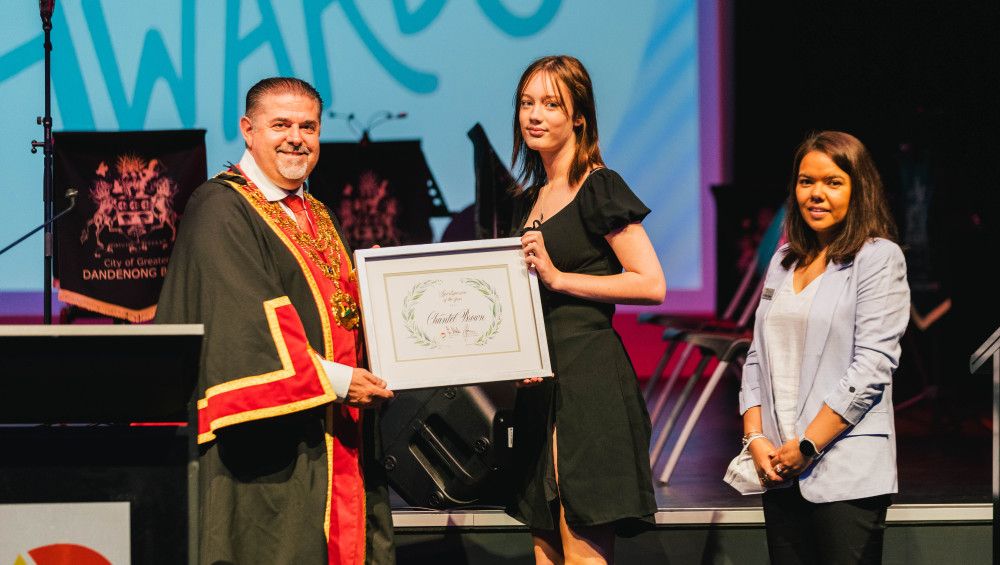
{"left": 380, "top": 382, "right": 516, "bottom": 508}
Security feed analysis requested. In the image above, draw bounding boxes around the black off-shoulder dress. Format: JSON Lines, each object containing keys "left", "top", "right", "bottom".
{"left": 505, "top": 168, "right": 657, "bottom": 535}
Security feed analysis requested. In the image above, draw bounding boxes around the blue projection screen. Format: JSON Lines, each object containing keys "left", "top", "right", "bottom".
{"left": 0, "top": 0, "right": 718, "bottom": 315}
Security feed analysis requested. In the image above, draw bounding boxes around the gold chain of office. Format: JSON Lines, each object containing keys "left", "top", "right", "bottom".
{"left": 219, "top": 170, "right": 360, "bottom": 330}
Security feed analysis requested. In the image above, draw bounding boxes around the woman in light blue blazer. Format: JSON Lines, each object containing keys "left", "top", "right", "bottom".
{"left": 740, "top": 131, "right": 910, "bottom": 565}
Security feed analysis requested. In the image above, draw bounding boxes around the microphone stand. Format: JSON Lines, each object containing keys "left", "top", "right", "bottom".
{"left": 362, "top": 110, "right": 408, "bottom": 145}
{"left": 30, "top": 1, "right": 56, "bottom": 324}
{"left": 327, "top": 110, "right": 408, "bottom": 146}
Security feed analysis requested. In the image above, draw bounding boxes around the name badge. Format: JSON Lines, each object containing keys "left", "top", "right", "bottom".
{"left": 762, "top": 288, "right": 775, "bottom": 300}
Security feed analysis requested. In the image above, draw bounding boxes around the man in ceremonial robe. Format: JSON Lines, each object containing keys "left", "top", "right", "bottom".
{"left": 156, "top": 77, "right": 395, "bottom": 565}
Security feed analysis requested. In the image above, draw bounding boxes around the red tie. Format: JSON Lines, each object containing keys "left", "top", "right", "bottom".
{"left": 283, "top": 194, "right": 315, "bottom": 237}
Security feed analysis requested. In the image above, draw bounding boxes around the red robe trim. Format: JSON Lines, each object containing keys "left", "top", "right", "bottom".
{"left": 195, "top": 296, "right": 334, "bottom": 443}
{"left": 293, "top": 194, "right": 367, "bottom": 564}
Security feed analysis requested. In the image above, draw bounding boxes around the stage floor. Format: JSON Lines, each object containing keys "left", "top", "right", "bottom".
{"left": 387, "top": 374, "right": 994, "bottom": 563}
{"left": 647, "top": 373, "right": 993, "bottom": 509}
{"left": 389, "top": 368, "right": 994, "bottom": 516}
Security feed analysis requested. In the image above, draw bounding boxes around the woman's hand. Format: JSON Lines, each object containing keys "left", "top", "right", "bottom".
{"left": 769, "top": 437, "right": 814, "bottom": 480}
{"left": 521, "top": 230, "right": 563, "bottom": 290}
{"left": 748, "top": 437, "right": 783, "bottom": 486}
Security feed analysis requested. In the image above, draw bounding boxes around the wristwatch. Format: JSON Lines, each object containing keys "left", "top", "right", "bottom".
{"left": 798, "top": 436, "right": 820, "bottom": 459}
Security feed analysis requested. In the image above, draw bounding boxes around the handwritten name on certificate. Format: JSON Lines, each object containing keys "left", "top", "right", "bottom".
{"left": 386, "top": 266, "right": 519, "bottom": 362}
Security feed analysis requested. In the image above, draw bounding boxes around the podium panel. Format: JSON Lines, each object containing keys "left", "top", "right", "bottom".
{"left": 0, "top": 325, "right": 202, "bottom": 423}
{"left": 0, "top": 324, "right": 203, "bottom": 565}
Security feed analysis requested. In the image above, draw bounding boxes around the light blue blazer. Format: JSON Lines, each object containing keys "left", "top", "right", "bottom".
{"left": 739, "top": 238, "right": 910, "bottom": 503}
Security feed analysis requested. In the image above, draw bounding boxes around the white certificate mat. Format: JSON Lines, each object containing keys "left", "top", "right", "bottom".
{"left": 355, "top": 238, "right": 552, "bottom": 390}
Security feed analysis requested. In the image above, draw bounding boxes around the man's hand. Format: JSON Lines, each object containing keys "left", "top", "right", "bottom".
{"left": 346, "top": 368, "right": 393, "bottom": 407}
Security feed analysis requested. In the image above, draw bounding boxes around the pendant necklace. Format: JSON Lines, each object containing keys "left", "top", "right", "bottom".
{"left": 536, "top": 185, "right": 549, "bottom": 223}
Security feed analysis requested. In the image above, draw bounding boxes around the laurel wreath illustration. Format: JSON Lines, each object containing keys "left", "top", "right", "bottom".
{"left": 401, "top": 277, "right": 502, "bottom": 348}
{"left": 461, "top": 277, "right": 503, "bottom": 346}
{"left": 402, "top": 279, "right": 442, "bottom": 347}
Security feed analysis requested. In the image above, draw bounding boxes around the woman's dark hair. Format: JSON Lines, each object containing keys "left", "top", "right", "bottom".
{"left": 781, "top": 130, "right": 898, "bottom": 268}
{"left": 511, "top": 55, "right": 604, "bottom": 192}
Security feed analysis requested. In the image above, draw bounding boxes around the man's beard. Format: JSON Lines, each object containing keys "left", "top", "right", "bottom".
{"left": 276, "top": 153, "right": 310, "bottom": 180}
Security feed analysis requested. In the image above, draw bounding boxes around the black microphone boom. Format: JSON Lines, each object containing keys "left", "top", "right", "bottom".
{"left": 362, "top": 110, "right": 409, "bottom": 142}
{"left": 329, "top": 109, "right": 409, "bottom": 143}
{"left": 0, "top": 189, "right": 77, "bottom": 257}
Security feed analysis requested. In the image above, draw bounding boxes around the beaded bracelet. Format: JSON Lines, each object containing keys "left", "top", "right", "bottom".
{"left": 742, "top": 432, "right": 767, "bottom": 448}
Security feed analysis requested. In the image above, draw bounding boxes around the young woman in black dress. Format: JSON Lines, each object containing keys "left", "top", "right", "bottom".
{"left": 505, "top": 55, "right": 666, "bottom": 564}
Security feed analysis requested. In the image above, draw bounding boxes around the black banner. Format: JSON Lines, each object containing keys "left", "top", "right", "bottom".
{"left": 308, "top": 140, "right": 450, "bottom": 250}
{"left": 54, "top": 130, "right": 206, "bottom": 322}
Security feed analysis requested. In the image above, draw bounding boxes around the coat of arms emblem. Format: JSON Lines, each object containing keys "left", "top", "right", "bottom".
{"left": 80, "top": 155, "right": 179, "bottom": 256}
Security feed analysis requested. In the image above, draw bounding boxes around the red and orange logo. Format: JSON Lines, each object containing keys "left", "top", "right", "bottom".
{"left": 12, "top": 543, "right": 110, "bottom": 565}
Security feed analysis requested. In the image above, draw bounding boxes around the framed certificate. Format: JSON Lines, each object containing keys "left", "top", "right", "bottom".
{"left": 354, "top": 238, "right": 553, "bottom": 390}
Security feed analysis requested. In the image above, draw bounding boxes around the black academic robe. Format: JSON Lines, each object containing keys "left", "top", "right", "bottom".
{"left": 155, "top": 169, "right": 394, "bottom": 565}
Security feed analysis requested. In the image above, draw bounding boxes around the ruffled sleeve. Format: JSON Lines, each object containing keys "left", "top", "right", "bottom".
{"left": 578, "top": 169, "right": 651, "bottom": 236}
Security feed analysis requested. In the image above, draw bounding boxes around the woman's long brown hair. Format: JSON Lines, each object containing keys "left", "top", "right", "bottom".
{"left": 511, "top": 55, "right": 604, "bottom": 192}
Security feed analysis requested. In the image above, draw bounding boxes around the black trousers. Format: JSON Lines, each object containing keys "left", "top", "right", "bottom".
{"left": 761, "top": 482, "right": 891, "bottom": 565}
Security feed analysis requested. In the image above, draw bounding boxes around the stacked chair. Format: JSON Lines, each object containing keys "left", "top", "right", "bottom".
{"left": 642, "top": 208, "right": 785, "bottom": 484}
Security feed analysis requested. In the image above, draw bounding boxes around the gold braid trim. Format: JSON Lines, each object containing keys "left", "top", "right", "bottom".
{"left": 216, "top": 169, "right": 360, "bottom": 330}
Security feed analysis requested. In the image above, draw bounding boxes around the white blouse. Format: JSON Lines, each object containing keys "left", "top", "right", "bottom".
{"left": 764, "top": 271, "right": 824, "bottom": 442}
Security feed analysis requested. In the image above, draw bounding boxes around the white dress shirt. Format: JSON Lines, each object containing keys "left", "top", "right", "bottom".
{"left": 238, "top": 150, "right": 353, "bottom": 402}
